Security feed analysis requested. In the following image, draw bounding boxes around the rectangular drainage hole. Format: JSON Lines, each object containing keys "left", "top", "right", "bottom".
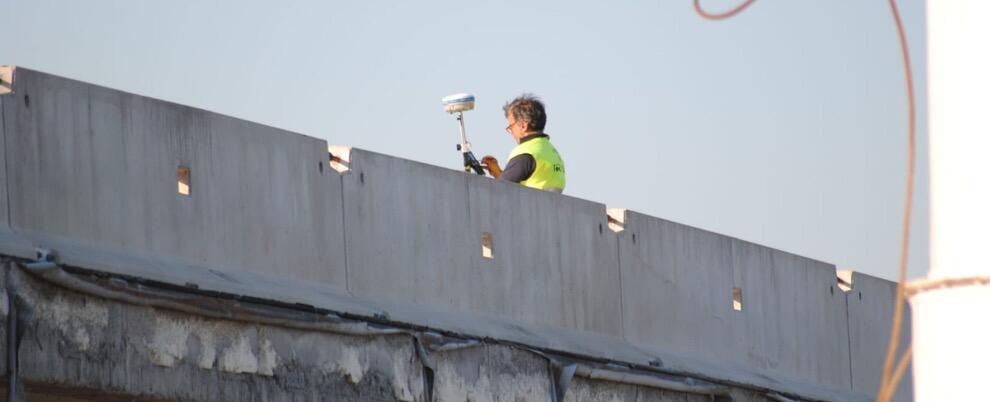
{"left": 177, "top": 166, "right": 191, "bottom": 196}
{"left": 481, "top": 232, "right": 494, "bottom": 259}
{"left": 732, "top": 287, "right": 743, "bottom": 311}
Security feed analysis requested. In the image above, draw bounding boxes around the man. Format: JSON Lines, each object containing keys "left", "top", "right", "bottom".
{"left": 481, "top": 94, "right": 566, "bottom": 193}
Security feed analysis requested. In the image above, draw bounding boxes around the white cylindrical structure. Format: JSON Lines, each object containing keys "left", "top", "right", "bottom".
{"left": 912, "top": 1, "right": 990, "bottom": 400}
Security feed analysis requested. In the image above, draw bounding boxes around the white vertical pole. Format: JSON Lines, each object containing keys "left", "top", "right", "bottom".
{"left": 912, "top": 1, "right": 990, "bottom": 400}
{"left": 457, "top": 111, "right": 470, "bottom": 153}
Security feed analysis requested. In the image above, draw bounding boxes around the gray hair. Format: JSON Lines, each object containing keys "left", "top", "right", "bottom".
{"left": 503, "top": 94, "right": 547, "bottom": 132}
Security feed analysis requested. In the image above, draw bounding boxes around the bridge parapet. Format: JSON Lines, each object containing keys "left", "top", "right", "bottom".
{"left": 0, "top": 66, "right": 910, "bottom": 400}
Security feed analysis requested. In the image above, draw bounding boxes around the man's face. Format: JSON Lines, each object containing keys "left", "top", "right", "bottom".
{"left": 505, "top": 115, "right": 528, "bottom": 141}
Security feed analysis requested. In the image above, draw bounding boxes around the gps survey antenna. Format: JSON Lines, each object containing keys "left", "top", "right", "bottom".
{"left": 442, "top": 93, "right": 485, "bottom": 175}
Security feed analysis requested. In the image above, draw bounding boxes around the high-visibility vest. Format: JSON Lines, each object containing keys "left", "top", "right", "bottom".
{"left": 507, "top": 136, "right": 566, "bottom": 192}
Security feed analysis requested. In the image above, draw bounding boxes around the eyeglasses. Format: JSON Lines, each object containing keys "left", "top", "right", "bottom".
{"left": 505, "top": 120, "right": 518, "bottom": 133}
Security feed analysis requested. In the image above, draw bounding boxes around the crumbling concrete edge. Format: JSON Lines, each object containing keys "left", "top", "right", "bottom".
{"left": 11, "top": 259, "right": 864, "bottom": 402}
{"left": 0, "top": 227, "right": 871, "bottom": 402}
{"left": 15, "top": 260, "right": 743, "bottom": 401}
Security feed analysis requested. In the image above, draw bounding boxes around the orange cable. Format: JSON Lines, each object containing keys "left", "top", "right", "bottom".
{"left": 690, "top": 1, "right": 917, "bottom": 400}
{"left": 906, "top": 275, "right": 990, "bottom": 296}
{"left": 693, "top": 0, "right": 758, "bottom": 20}
{"left": 880, "top": 345, "right": 914, "bottom": 401}
{"left": 877, "top": 0, "right": 915, "bottom": 400}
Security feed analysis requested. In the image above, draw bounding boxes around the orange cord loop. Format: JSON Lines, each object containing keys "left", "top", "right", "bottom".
{"left": 692, "top": 1, "right": 916, "bottom": 400}
{"left": 693, "top": 0, "right": 758, "bottom": 20}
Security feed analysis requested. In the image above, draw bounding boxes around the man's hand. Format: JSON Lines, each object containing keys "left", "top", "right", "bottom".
{"left": 481, "top": 155, "right": 502, "bottom": 178}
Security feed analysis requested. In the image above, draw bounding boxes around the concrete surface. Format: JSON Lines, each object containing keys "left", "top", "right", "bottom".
{"left": 1, "top": 262, "right": 805, "bottom": 402}
{"left": 0, "top": 67, "right": 911, "bottom": 401}
{"left": 3, "top": 68, "right": 346, "bottom": 286}
{"left": 0, "top": 93, "right": 10, "bottom": 229}
{"left": 562, "top": 377, "right": 781, "bottom": 402}
{"left": 342, "top": 148, "right": 621, "bottom": 336}
{"left": 617, "top": 211, "right": 851, "bottom": 390}
{"left": 5, "top": 263, "right": 426, "bottom": 402}
{"left": 0, "top": 227, "right": 870, "bottom": 402}
{"left": 466, "top": 173, "right": 622, "bottom": 336}
{"left": 341, "top": 149, "right": 474, "bottom": 305}
{"left": 726, "top": 230, "right": 851, "bottom": 389}
{"left": 432, "top": 345, "right": 552, "bottom": 401}
{"left": 845, "top": 271, "right": 913, "bottom": 401}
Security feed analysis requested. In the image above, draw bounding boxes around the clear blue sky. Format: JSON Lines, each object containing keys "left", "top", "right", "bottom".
{"left": 0, "top": 0, "right": 928, "bottom": 281}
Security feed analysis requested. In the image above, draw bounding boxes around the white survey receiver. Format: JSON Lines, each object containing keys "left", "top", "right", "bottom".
{"left": 441, "top": 93, "right": 484, "bottom": 175}
{"left": 441, "top": 93, "right": 475, "bottom": 113}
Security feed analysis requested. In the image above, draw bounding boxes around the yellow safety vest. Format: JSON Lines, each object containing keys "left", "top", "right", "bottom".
{"left": 507, "top": 136, "right": 566, "bottom": 192}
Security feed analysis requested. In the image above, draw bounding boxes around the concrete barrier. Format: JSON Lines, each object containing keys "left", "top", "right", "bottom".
{"left": 728, "top": 236, "right": 851, "bottom": 389}
{"left": 0, "top": 89, "right": 10, "bottom": 229}
{"left": 342, "top": 148, "right": 622, "bottom": 336}
{"left": 0, "top": 67, "right": 912, "bottom": 400}
{"left": 616, "top": 211, "right": 852, "bottom": 389}
{"left": 465, "top": 173, "right": 621, "bottom": 336}
{"left": 844, "top": 271, "right": 913, "bottom": 400}
{"left": 3, "top": 68, "right": 347, "bottom": 286}
{"left": 340, "top": 148, "right": 473, "bottom": 303}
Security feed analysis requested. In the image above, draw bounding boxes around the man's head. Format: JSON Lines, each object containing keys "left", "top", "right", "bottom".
{"left": 503, "top": 94, "right": 547, "bottom": 141}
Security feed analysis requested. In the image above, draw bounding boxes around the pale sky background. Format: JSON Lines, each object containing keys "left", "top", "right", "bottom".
{"left": 0, "top": 0, "right": 928, "bottom": 281}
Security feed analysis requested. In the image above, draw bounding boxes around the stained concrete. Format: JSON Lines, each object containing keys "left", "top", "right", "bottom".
{"left": 0, "top": 67, "right": 910, "bottom": 401}
{"left": 3, "top": 68, "right": 346, "bottom": 286}
{"left": 342, "top": 148, "right": 622, "bottom": 336}
{"left": 7, "top": 264, "right": 425, "bottom": 402}
{"left": 432, "top": 345, "right": 552, "bottom": 401}
{"left": 2, "top": 263, "right": 805, "bottom": 402}
{"left": 466, "top": 175, "right": 622, "bottom": 336}
{"left": 727, "top": 237, "right": 851, "bottom": 389}
{"left": 0, "top": 228, "right": 872, "bottom": 401}
{"left": 341, "top": 148, "right": 474, "bottom": 305}
{"left": 0, "top": 92, "right": 11, "bottom": 229}
{"left": 844, "top": 271, "right": 912, "bottom": 401}
{"left": 564, "top": 377, "right": 714, "bottom": 402}
{"left": 617, "top": 211, "right": 851, "bottom": 390}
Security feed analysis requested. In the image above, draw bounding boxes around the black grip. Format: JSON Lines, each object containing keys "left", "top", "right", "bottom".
{"left": 463, "top": 151, "right": 485, "bottom": 175}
